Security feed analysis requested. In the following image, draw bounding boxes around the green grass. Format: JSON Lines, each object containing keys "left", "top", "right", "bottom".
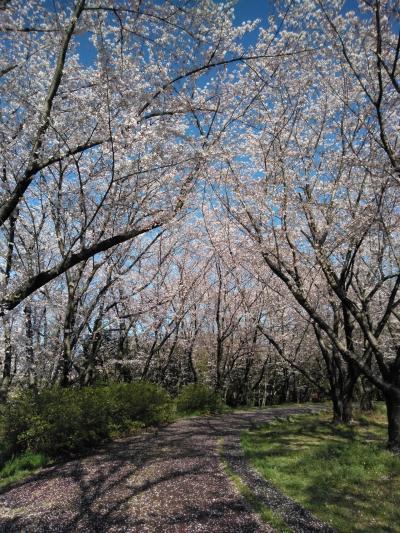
{"left": 218, "top": 439, "right": 291, "bottom": 532}
{"left": 0, "top": 452, "right": 49, "bottom": 488}
{"left": 241, "top": 404, "right": 400, "bottom": 533}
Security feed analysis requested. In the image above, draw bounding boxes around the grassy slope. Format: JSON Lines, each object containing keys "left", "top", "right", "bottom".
{"left": 241, "top": 405, "right": 400, "bottom": 533}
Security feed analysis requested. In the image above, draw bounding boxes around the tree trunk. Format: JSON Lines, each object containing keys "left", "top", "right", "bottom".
{"left": 342, "top": 395, "right": 353, "bottom": 424}
{"left": 60, "top": 353, "right": 71, "bottom": 387}
{"left": 360, "top": 393, "right": 374, "bottom": 412}
{"left": 359, "top": 378, "right": 375, "bottom": 412}
{"left": 24, "top": 304, "right": 36, "bottom": 389}
{"left": 0, "top": 314, "right": 13, "bottom": 401}
{"left": 331, "top": 387, "right": 354, "bottom": 424}
{"left": 60, "top": 301, "right": 75, "bottom": 387}
{"left": 186, "top": 344, "right": 197, "bottom": 383}
{"left": 0, "top": 209, "right": 17, "bottom": 401}
{"left": 115, "top": 319, "right": 131, "bottom": 382}
{"left": 329, "top": 362, "right": 358, "bottom": 424}
{"left": 385, "top": 392, "right": 400, "bottom": 452}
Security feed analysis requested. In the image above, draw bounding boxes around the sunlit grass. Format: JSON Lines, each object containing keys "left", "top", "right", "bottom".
{"left": 0, "top": 452, "right": 49, "bottom": 489}
{"left": 241, "top": 404, "right": 400, "bottom": 533}
{"left": 218, "top": 438, "right": 291, "bottom": 532}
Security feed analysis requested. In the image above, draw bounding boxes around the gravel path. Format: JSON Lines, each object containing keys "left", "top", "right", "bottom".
{"left": 0, "top": 406, "right": 333, "bottom": 532}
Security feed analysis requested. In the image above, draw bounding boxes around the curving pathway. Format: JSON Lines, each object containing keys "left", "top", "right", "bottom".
{"left": 0, "top": 406, "right": 334, "bottom": 532}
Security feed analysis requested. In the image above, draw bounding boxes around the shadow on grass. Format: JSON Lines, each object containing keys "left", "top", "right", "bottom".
{"left": 243, "top": 413, "right": 400, "bottom": 533}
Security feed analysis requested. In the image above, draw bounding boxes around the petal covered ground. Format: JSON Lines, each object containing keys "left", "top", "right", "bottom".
{"left": 0, "top": 407, "right": 331, "bottom": 532}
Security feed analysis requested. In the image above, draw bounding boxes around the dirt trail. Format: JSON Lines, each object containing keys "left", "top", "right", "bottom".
{"left": 0, "top": 406, "right": 332, "bottom": 532}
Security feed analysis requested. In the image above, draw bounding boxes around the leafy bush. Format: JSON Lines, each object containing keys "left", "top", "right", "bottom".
{"left": 176, "top": 383, "right": 222, "bottom": 414}
{"left": 2, "top": 387, "right": 108, "bottom": 456}
{"left": 107, "top": 382, "right": 174, "bottom": 429}
{"left": 1, "top": 382, "right": 174, "bottom": 459}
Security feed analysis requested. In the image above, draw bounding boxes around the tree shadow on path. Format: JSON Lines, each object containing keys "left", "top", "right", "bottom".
{"left": 0, "top": 407, "right": 321, "bottom": 532}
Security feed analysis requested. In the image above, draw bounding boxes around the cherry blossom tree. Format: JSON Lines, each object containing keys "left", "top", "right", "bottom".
{"left": 0, "top": 0, "right": 260, "bottom": 395}
{"left": 1, "top": 0, "right": 399, "bottom": 453}
{"left": 215, "top": 0, "right": 400, "bottom": 448}
{"left": 0, "top": 0, "right": 260, "bottom": 311}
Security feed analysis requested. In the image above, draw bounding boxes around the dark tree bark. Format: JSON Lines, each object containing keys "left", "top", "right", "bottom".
{"left": 0, "top": 208, "right": 17, "bottom": 401}
{"left": 385, "top": 391, "right": 400, "bottom": 452}
{"left": 24, "top": 304, "right": 36, "bottom": 389}
{"left": 314, "top": 324, "right": 359, "bottom": 424}
{"left": 359, "top": 377, "right": 375, "bottom": 412}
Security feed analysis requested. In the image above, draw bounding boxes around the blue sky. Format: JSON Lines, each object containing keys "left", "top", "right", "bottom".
{"left": 234, "top": 0, "right": 273, "bottom": 50}
{"left": 235, "top": 0, "right": 359, "bottom": 23}
{"left": 235, "top": 0, "right": 272, "bottom": 26}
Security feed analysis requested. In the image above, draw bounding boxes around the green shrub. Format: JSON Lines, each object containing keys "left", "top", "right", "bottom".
{"left": 2, "top": 387, "right": 110, "bottom": 456}
{"left": 1, "top": 381, "right": 174, "bottom": 459}
{"left": 107, "top": 382, "right": 174, "bottom": 428}
{"left": 176, "top": 383, "right": 223, "bottom": 414}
